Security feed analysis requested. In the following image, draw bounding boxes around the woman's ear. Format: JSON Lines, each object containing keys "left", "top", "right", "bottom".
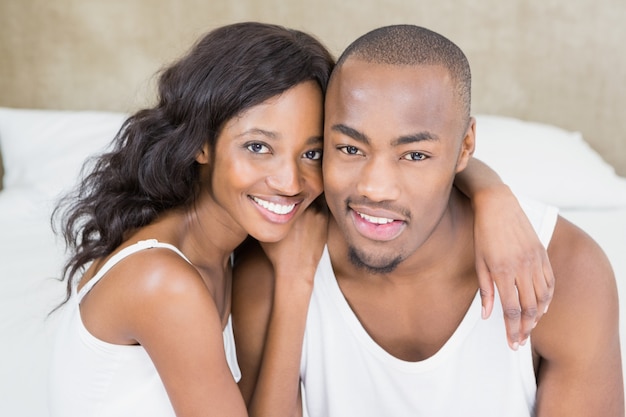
{"left": 195, "top": 143, "right": 211, "bottom": 165}
{"left": 455, "top": 117, "right": 476, "bottom": 173}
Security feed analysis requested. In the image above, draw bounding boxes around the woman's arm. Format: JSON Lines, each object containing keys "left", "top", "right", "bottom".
{"left": 121, "top": 252, "right": 248, "bottom": 416}
{"left": 455, "top": 157, "right": 555, "bottom": 350}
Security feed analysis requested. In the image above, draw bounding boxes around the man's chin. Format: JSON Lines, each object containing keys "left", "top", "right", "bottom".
{"left": 348, "top": 246, "right": 402, "bottom": 275}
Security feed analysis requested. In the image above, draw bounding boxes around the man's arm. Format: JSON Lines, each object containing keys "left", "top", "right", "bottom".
{"left": 532, "top": 216, "right": 624, "bottom": 416}
{"left": 455, "top": 157, "right": 555, "bottom": 349}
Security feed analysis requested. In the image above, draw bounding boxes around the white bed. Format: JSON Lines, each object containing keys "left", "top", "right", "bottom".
{"left": 0, "top": 108, "right": 624, "bottom": 416}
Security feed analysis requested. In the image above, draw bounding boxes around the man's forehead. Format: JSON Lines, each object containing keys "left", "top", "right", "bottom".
{"left": 325, "top": 59, "right": 465, "bottom": 141}
{"left": 332, "top": 59, "right": 449, "bottom": 89}
{"left": 327, "top": 60, "right": 453, "bottom": 109}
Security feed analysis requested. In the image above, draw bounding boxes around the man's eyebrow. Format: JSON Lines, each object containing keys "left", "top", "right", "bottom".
{"left": 331, "top": 125, "right": 438, "bottom": 146}
{"left": 331, "top": 124, "right": 370, "bottom": 145}
{"left": 391, "top": 132, "right": 439, "bottom": 146}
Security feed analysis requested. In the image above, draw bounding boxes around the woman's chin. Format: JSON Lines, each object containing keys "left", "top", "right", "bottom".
{"left": 249, "top": 227, "right": 290, "bottom": 244}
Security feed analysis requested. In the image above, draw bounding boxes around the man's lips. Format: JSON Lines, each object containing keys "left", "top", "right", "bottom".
{"left": 350, "top": 208, "right": 406, "bottom": 241}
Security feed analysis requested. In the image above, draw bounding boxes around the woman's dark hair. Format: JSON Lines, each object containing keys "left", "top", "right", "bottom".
{"left": 53, "top": 22, "right": 335, "bottom": 304}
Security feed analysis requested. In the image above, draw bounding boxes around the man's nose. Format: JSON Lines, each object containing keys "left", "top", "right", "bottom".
{"left": 355, "top": 157, "right": 401, "bottom": 202}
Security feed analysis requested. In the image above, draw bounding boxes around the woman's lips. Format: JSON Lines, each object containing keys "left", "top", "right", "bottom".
{"left": 250, "top": 196, "right": 299, "bottom": 224}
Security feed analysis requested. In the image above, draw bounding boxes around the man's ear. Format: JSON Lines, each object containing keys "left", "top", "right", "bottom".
{"left": 196, "top": 143, "right": 211, "bottom": 165}
{"left": 455, "top": 117, "right": 476, "bottom": 173}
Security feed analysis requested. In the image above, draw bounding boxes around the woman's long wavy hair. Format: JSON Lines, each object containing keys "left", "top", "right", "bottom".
{"left": 53, "top": 22, "right": 334, "bottom": 306}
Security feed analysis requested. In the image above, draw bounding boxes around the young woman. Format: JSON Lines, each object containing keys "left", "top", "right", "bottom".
{"left": 48, "top": 22, "right": 552, "bottom": 417}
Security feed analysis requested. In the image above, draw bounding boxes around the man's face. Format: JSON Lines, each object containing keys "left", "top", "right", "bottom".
{"left": 322, "top": 59, "right": 474, "bottom": 273}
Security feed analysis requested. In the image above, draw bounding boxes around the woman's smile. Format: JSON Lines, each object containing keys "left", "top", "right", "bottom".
{"left": 250, "top": 196, "right": 300, "bottom": 224}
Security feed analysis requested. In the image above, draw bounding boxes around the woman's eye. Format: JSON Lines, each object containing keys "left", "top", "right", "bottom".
{"left": 403, "top": 152, "right": 427, "bottom": 161}
{"left": 246, "top": 143, "right": 270, "bottom": 154}
{"left": 303, "top": 149, "right": 322, "bottom": 160}
{"left": 339, "top": 145, "right": 361, "bottom": 156}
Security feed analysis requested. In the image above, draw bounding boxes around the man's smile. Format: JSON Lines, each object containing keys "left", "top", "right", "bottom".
{"left": 350, "top": 208, "right": 406, "bottom": 241}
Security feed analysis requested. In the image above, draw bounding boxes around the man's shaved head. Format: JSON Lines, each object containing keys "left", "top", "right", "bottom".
{"left": 333, "top": 25, "right": 472, "bottom": 119}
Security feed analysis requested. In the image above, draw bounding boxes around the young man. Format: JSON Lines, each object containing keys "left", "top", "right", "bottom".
{"left": 234, "top": 25, "right": 623, "bottom": 416}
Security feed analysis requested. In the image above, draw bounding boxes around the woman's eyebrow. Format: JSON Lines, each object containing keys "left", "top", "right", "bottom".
{"left": 307, "top": 135, "right": 323, "bottom": 146}
{"left": 237, "top": 129, "right": 323, "bottom": 146}
{"left": 236, "top": 128, "right": 278, "bottom": 140}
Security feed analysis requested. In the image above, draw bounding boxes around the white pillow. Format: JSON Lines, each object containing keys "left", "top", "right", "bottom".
{"left": 473, "top": 115, "right": 626, "bottom": 209}
{"left": 0, "top": 107, "right": 127, "bottom": 198}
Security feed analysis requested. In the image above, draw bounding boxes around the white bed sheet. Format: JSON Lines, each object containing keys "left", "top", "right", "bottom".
{"left": 0, "top": 188, "right": 66, "bottom": 417}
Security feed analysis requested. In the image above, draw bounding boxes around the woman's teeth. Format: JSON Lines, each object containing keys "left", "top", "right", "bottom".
{"left": 252, "top": 197, "right": 296, "bottom": 215}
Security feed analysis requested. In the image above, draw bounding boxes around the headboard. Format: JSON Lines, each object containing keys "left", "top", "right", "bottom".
{"left": 1, "top": 0, "right": 625, "bottom": 178}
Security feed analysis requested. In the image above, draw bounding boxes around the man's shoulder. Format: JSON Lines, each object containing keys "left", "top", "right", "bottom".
{"left": 530, "top": 215, "right": 623, "bottom": 413}
{"left": 548, "top": 215, "right": 615, "bottom": 287}
{"left": 533, "top": 214, "right": 618, "bottom": 354}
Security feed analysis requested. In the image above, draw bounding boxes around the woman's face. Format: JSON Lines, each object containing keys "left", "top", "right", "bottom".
{"left": 209, "top": 81, "right": 324, "bottom": 243}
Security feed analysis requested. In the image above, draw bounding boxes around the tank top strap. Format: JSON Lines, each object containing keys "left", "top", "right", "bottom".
{"left": 76, "top": 239, "right": 192, "bottom": 302}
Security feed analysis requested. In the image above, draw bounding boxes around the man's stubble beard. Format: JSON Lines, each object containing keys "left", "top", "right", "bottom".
{"left": 347, "top": 245, "right": 403, "bottom": 275}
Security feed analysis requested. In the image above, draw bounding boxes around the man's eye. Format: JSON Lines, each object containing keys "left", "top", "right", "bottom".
{"left": 303, "top": 149, "right": 322, "bottom": 160}
{"left": 403, "top": 152, "right": 427, "bottom": 161}
{"left": 246, "top": 143, "right": 270, "bottom": 154}
{"left": 339, "top": 145, "right": 361, "bottom": 155}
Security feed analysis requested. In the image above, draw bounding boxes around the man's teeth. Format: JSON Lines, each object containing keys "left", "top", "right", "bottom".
{"left": 252, "top": 197, "right": 296, "bottom": 215}
{"left": 358, "top": 212, "right": 394, "bottom": 225}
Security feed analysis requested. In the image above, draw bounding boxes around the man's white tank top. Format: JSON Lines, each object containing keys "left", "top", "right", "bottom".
{"left": 300, "top": 199, "right": 558, "bottom": 417}
{"left": 48, "top": 239, "right": 240, "bottom": 417}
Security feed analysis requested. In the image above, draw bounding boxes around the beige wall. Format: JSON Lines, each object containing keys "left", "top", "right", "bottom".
{"left": 1, "top": 0, "right": 625, "bottom": 174}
